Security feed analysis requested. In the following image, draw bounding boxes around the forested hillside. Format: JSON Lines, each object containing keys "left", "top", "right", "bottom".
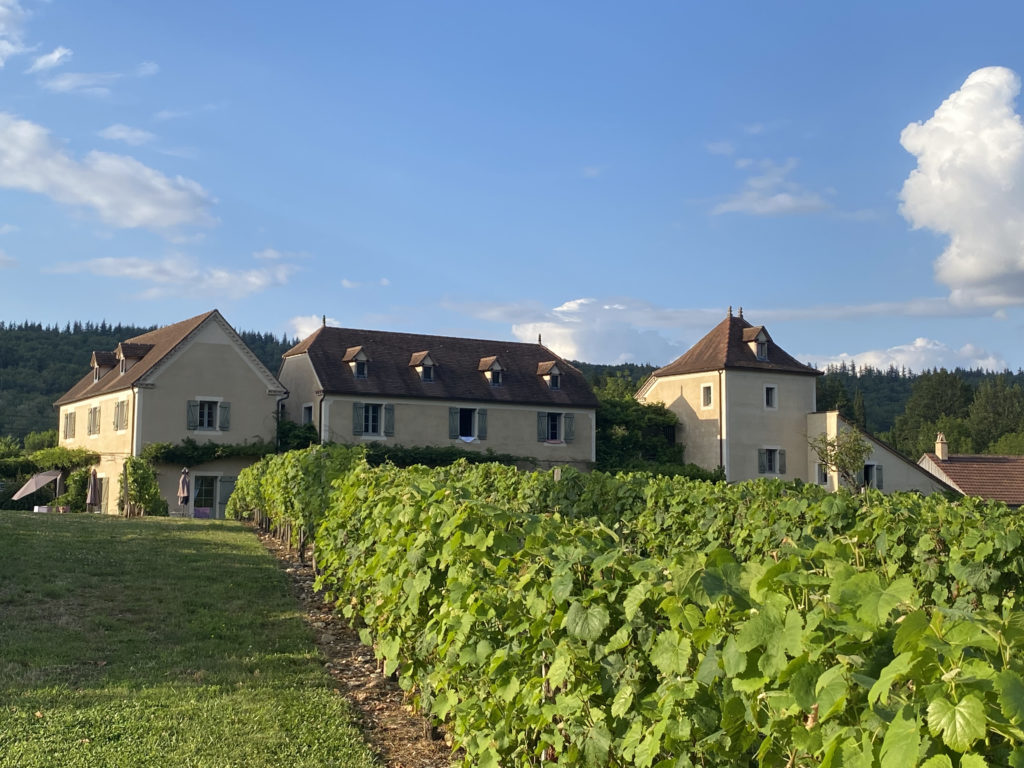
{"left": 0, "top": 321, "right": 294, "bottom": 438}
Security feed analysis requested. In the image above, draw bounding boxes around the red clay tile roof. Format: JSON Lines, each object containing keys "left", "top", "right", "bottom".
{"left": 283, "top": 327, "right": 598, "bottom": 408}
{"left": 55, "top": 310, "right": 285, "bottom": 405}
{"left": 653, "top": 314, "right": 821, "bottom": 378}
{"left": 921, "top": 453, "right": 1024, "bottom": 506}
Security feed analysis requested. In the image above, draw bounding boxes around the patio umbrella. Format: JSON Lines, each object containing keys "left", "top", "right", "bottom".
{"left": 12, "top": 470, "right": 62, "bottom": 501}
{"left": 85, "top": 468, "right": 101, "bottom": 508}
{"left": 177, "top": 468, "right": 190, "bottom": 512}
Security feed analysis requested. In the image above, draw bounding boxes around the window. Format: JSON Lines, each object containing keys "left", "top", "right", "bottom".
{"left": 449, "top": 407, "right": 488, "bottom": 440}
{"left": 113, "top": 400, "right": 129, "bottom": 431}
{"left": 548, "top": 374, "right": 560, "bottom": 390}
{"left": 354, "top": 360, "right": 367, "bottom": 379}
{"left": 353, "top": 402, "right": 394, "bottom": 437}
{"left": 119, "top": 357, "right": 127, "bottom": 375}
{"left": 193, "top": 475, "right": 216, "bottom": 518}
{"left": 701, "top": 384, "right": 713, "bottom": 409}
{"left": 301, "top": 404, "right": 314, "bottom": 425}
{"left": 764, "top": 385, "right": 777, "bottom": 409}
{"left": 862, "top": 464, "right": 884, "bottom": 490}
{"left": 537, "top": 412, "right": 575, "bottom": 443}
{"left": 490, "top": 370, "right": 503, "bottom": 386}
{"left": 87, "top": 406, "right": 100, "bottom": 436}
{"left": 63, "top": 412, "right": 76, "bottom": 439}
{"left": 756, "top": 341, "right": 768, "bottom": 360}
{"left": 816, "top": 463, "right": 828, "bottom": 485}
{"left": 421, "top": 365, "right": 434, "bottom": 382}
{"left": 757, "top": 448, "right": 786, "bottom": 475}
{"left": 92, "top": 367, "right": 100, "bottom": 383}
{"left": 187, "top": 400, "right": 231, "bottom": 431}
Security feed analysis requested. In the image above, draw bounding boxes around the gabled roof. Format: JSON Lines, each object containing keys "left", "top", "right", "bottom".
{"left": 55, "top": 310, "right": 284, "bottom": 406}
{"left": 919, "top": 453, "right": 1024, "bottom": 506}
{"left": 652, "top": 313, "right": 821, "bottom": 378}
{"left": 282, "top": 327, "right": 598, "bottom": 408}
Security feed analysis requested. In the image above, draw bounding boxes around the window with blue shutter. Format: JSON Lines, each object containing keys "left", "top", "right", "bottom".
{"left": 537, "top": 412, "right": 547, "bottom": 442}
{"left": 449, "top": 408, "right": 459, "bottom": 439}
{"left": 218, "top": 402, "right": 230, "bottom": 431}
{"left": 564, "top": 414, "right": 575, "bottom": 443}
{"left": 383, "top": 404, "right": 394, "bottom": 436}
{"left": 187, "top": 400, "right": 200, "bottom": 430}
{"left": 477, "top": 409, "right": 487, "bottom": 440}
{"left": 353, "top": 402, "right": 364, "bottom": 436}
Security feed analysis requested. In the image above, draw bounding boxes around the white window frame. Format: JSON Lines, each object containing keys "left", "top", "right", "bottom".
{"left": 756, "top": 340, "right": 768, "bottom": 360}
{"left": 701, "top": 383, "right": 713, "bottom": 410}
{"left": 764, "top": 384, "right": 777, "bottom": 410}
{"left": 816, "top": 462, "right": 828, "bottom": 485}
{"left": 63, "top": 411, "right": 76, "bottom": 440}
{"left": 113, "top": 400, "right": 129, "bottom": 432}
{"left": 758, "top": 446, "right": 785, "bottom": 475}
{"left": 421, "top": 365, "right": 434, "bottom": 382}
{"left": 197, "top": 400, "right": 218, "bottom": 430}
{"left": 863, "top": 463, "right": 884, "bottom": 490}
{"left": 363, "top": 403, "right": 382, "bottom": 436}
{"left": 301, "top": 403, "right": 314, "bottom": 426}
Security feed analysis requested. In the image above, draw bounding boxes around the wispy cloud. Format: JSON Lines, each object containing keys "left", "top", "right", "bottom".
{"left": 136, "top": 60, "right": 158, "bottom": 77}
{"left": 341, "top": 277, "right": 390, "bottom": 289}
{"left": 0, "top": 248, "right": 14, "bottom": 268}
{"left": 26, "top": 45, "right": 71, "bottom": 73}
{"left": 713, "top": 158, "right": 829, "bottom": 216}
{"left": 0, "top": 223, "right": 17, "bottom": 234}
{"left": 0, "top": 0, "right": 28, "bottom": 67}
{"left": 705, "top": 141, "right": 735, "bottom": 156}
{"left": 50, "top": 256, "right": 296, "bottom": 300}
{"left": 900, "top": 66, "right": 1024, "bottom": 310}
{"left": 98, "top": 124, "right": 155, "bottom": 146}
{"left": 581, "top": 165, "right": 604, "bottom": 179}
{"left": 43, "top": 71, "right": 121, "bottom": 96}
{"left": 154, "top": 103, "right": 221, "bottom": 122}
{"left": 0, "top": 111, "right": 215, "bottom": 232}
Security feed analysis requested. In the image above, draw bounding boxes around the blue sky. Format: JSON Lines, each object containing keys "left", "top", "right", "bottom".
{"left": 3, "top": 2, "right": 1024, "bottom": 371}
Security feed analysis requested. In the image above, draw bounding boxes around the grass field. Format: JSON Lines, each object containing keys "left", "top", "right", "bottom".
{"left": 0, "top": 511, "right": 378, "bottom": 768}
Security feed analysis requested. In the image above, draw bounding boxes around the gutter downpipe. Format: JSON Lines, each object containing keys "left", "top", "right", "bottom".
{"left": 318, "top": 391, "right": 327, "bottom": 444}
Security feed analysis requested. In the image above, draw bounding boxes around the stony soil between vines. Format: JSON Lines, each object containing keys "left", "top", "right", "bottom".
{"left": 257, "top": 528, "right": 454, "bottom": 768}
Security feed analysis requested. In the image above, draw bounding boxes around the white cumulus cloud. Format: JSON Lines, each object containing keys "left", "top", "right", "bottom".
{"left": 98, "top": 124, "right": 155, "bottom": 146}
{"left": 51, "top": 256, "right": 295, "bottom": 300}
{"left": 0, "top": 112, "right": 214, "bottom": 231}
{"left": 713, "top": 158, "right": 829, "bottom": 216}
{"left": 290, "top": 314, "right": 341, "bottom": 339}
{"left": 901, "top": 66, "right": 1024, "bottom": 308}
{"left": 805, "top": 337, "right": 1005, "bottom": 373}
{"left": 26, "top": 45, "right": 71, "bottom": 73}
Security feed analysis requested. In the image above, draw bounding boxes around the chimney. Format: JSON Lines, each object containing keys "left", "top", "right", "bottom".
{"left": 936, "top": 432, "right": 948, "bottom": 461}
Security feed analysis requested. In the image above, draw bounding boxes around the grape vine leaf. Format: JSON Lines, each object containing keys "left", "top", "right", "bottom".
{"left": 880, "top": 704, "right": 919, "bottom": 768}
{"left": 927, "top": 695, "right": 987, "bottom": 753}
{"left": 650, "top": 630, "right": 691, "bottom": 676}
{"left": 563, "top": 602, "right": 610, "bottom": 642}
{"left": 997, "top": 670, "right": 1024, "bottom": 725}
{"left": 959, "top": 754, "right": 989, "bottom": 768}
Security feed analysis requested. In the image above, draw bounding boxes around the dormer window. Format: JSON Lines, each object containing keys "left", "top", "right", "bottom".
{"left": 344, "top": 346, "right": 370, "bottom": 379}
{"left": 743, "top": 327, "right": 770, "bottom": 361}
{"left": 479, "top": 356, "right": 504, "bottom": 386}
{"left": 119, "top": 358, "right": 127, "bottom": 374}
{"left": 538, "top": 361, "right": 562, "bottom": 389}
{"left": 93, "top": 367, "right": 101, "bottom": 383}
{"left": 409, "top": 352, "right": 435, "bottom": 382}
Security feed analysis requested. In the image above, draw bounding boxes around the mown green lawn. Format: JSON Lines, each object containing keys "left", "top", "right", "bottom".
{"left": 0, "top": 511, "right": 378, "bottom": 768}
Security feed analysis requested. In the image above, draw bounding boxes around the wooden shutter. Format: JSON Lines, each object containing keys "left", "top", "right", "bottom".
{"left": 218, "top": 402, "right": 231, "bottom": 431}
{"left": 384, "top": 404, "right": 395, "bottom": 436}
{"left": 564, "top": 414, "right": 575, "bottom": 443}
{"left": 537, "top": 412, "right": 547, "bottom": 442}
{"left": 449, "top": 408, "right": 459, "bottom": 439}
{"left": 875, "top": 465, "right": 883, "bottom": 490}
{"left": 477, "top": 409, "right": 487, "bottom": 440}
{"left": 757, "top": 449, "right": 767, "bottom": 474}
{"left": 217, "top": 476, "right": 236, "bottom": 519}
{"left": 187, "top": 400, "right": 199, "bottom": 430}
{"left": 778, "top": 449, "right": 786, "bottom": 475}
{"left": 352, "top": 402, "right": 364, "bottom": 436}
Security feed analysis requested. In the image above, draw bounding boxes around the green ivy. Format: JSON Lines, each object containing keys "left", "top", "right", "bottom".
{"left": 141, "top": 437, "right": 275, "bottom": 466}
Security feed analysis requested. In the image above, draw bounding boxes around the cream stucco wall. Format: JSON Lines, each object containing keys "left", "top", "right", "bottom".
{"left": 137, "top": 325, "right": 280, "bottom": 449}
{"left": 722, "top": 370, "right": 816, "bottom": 483}
{"left": 155, "top": 458, "right": 252, "bottom": 518}
{"left": 278, "top": 355, "right": 322, "bottom": 430}
{"left": 323, "top": 395, "right": 596, "bottom": 468}
{"left": 639, "top": 372, "right": 723, "bottom": 470}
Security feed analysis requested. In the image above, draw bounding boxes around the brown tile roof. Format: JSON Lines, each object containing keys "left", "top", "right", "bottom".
{"left": 57, "top": 311, "right": 221, "bottom": 409}
{"left": 921, "top": 453, "right": 1024, "bottom": 506}
{"left": 91, "top": 350, "right": 117, "bottom": 369}
{"left": 283, "top": 327, "right": 598, "bottom": 408}
{"left": 652, "top": 314, "right": 821, "bottom": 378}
{"left": 117, "top": 342, "right": 154, "bottom": 359}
